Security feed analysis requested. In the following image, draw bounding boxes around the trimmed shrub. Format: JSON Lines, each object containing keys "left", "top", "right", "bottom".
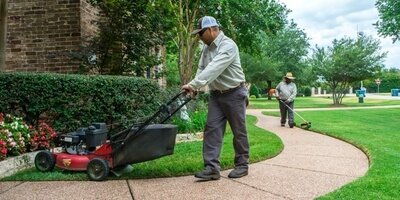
{"left": 304, "top": 87, "right": 312, "bottom": 97}
{"left": 0, "top": 72, "right": 162, "bottom": 133}
{"left": 250, "top": 84, "right": 260, "bottom": 98}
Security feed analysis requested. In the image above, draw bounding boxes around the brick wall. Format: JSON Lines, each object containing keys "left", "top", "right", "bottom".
{"left": 80, "top": 0, "right": 98, "bottom": 40}
{"left": 5, "top": 0, "right": 98, "bottom": 73}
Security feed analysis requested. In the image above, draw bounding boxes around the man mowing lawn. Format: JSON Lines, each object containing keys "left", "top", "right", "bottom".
{"left": 182, "top": 15, "right": 249, "bottom": 181}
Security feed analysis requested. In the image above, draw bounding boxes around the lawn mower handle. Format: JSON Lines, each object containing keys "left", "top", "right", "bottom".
{"left": 111, "top": 91, "right": 192, "bottom": 144}
{"left": 137, "top": 91, "right": 192, "bottom": 126}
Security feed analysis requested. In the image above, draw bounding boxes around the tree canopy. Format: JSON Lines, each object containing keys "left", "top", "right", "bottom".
{"left": 259, "top": 22, "right": 309, "bottom": 81}
{"left": 309, "top": 35, "right": 387, "bottom": 104}
{"left": 242, "top": 21, "right": 309, "bottom": 98}
{"left": 375, "top": 0, "right": 400, "bottom": 43}
{"left": 218, "top": 0, "right": 289, "bottom": 54}
{"left": 82, "top": 0, "right": 172, "bottom": 75}
{"left": 80, "top": 0, "right": 298, "bottom": 89}
{"left": 166, "top": 0, "right": 289, "bottom": 85}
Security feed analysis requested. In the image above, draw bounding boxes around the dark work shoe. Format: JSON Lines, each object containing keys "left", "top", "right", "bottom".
{"left": 281, "top": 124, "right": 285, "bottom": 127}
{"left": 228, "top": 167, "right": 248, "bottom": 178}
{"left": 289, "top": 122, "right": 296, "bottom": 128}
{"left": 194, "top": 168, "right": 220, "bottom": 180}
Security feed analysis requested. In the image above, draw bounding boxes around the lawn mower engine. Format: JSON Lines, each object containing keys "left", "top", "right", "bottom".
{"left": 35, "top": 122, "right": 116, "bottom": 181}
{"left": 59, "top": 123, "right": 108, "bottom": 155}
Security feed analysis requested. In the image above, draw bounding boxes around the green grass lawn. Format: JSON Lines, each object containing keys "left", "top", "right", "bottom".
{"left": 3, "top": 96, "right": 400, "bottom": 199}
{"left": 264, "top": 108, "right": 400, "bottom": 199}
{"left": 311, "top": 109, "right": 400, "bottom": 199}
{"left": 1, "top": 115, "right": 283, "bottom": 181}
{"left": 249, "top": 96, "right": 400, "bottom": 109}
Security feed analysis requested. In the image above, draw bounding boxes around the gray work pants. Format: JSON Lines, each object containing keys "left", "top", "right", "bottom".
{"left": 203, "top": 86, "right": 249, "bottom": 171}
{"left": 279, "top": 100, "right": 294, "bottom": 125}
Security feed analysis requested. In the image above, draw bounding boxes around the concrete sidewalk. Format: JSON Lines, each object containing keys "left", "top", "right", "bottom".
{"left": 0, "top": 110, "right": 369, "bottom": 200}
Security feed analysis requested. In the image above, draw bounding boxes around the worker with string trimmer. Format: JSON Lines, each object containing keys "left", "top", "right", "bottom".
{"left": 275, "top": 72, "right": 298, "bottom": 128}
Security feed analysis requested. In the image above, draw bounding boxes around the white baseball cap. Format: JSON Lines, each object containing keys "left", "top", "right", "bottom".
{"left": 191, "top": 16, "right": 219, "bottom": 35}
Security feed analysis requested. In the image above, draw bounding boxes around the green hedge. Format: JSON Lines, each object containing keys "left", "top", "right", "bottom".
{"left": 364, "top": 76, "right": 400, "bottom": 93}
{"left": 0, "top": 72, "right": 162, "bottom": 133}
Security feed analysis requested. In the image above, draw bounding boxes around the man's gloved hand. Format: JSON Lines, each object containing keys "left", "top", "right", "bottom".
{"left": 285, "top": 100, "right": 291, "bottom": 104}
{"left": 182, "top": 84, "right": 197, "bottom": 99}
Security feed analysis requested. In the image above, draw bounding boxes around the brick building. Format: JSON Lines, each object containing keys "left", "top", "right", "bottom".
{"left": 0, "top": 0, "right": 98, "bottom": 72}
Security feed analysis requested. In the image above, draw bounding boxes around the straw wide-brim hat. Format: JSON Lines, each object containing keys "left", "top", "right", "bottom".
{"left": 284, "top": 72, "right": 295, "bottom": 79}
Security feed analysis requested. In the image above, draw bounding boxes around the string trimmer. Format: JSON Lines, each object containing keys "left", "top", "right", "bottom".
{"left": 279, "top": 100, "right": 312, "bottom": 129}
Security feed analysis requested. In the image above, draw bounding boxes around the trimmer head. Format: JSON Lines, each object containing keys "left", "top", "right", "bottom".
{"left": 300, "top": 122, "right": 312, "bottom": 129}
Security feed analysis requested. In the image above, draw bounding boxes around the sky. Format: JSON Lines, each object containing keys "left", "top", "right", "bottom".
{"left": 279, "top": 0, "right": 399, "bottom": 69}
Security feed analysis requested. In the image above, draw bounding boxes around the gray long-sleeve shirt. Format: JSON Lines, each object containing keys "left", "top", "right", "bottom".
{"left": 275, "top": 81, "right": 297, "bottom": 102}
{"left": 188, "top": 31, "right": 245, "bottom": 91}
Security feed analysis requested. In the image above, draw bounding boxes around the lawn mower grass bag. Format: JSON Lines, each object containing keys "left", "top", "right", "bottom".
{"left": 111, "top": 124, "right": 177, "bottom": 167}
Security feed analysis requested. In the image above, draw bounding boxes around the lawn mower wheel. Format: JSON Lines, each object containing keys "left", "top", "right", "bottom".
{"left": 87, "top": 158, "right": 109, "bottom": 181}
{"left": 34, "top": 150, "right": 56, "bottom": 172}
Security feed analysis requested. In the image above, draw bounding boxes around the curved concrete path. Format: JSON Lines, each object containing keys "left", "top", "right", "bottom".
{"left": 0, "top": 110, "right": 369, "bottom": 200}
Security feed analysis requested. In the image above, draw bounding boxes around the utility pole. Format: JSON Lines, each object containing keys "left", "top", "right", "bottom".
{"left": 0, "top": 0, "right": 7, "bottom": 71}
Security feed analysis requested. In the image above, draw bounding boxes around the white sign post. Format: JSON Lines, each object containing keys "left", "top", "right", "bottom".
{"left": 375, "top": 78, "right": 381, "bottom": 93}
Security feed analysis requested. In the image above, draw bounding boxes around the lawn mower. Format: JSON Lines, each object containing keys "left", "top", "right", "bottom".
{"left": 34, "top": 92, "right": 192, "bottom": 181}
{"left": 279, "top": 99, "right": 312, "bottom": 129}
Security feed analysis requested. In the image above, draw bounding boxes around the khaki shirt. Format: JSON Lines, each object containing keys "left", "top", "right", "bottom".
{"left": 275, "top": 81, "right": 297, "bottom": 102}
{"left": 188, "top": 31, "right": 245, "bottom": 91}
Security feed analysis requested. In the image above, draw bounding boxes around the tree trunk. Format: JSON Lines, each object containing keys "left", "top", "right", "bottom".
{"left": 267, "top": 80, "right": 272, "bottom": 100}
{"left": 170, "top": 0, "right": 200, "bottom": 86}
{"left": 331, "top": 82, "right": 340, "bottom": 105}
{"left": 178, "top": 36, "right": 198, "bottom": 85}
{"left": 331, "top": 81, "right": 349, "bottom": 105}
